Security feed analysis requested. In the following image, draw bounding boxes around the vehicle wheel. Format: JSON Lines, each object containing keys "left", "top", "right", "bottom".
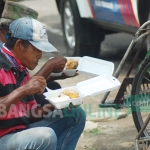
{"left": 147, "top": 36, "right": 150, "bottom": 51}
{"left": 146, "top": 14, "right": 150, "bottom": 52}
{"left": 131, "top": 55, "right": 150, "bottom": 137}
{"left": 60, "top": 0, "right": 105, "bottom": 57}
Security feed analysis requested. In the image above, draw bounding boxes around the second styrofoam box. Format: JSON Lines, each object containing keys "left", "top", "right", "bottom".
{"left": 50, "top": 56, "right": 114, "bottom": 77}
{"left": 63, "top": 57, "right": 81, "bottom": 76}
{"left": 77, "top": 56, "right": 114, "bottom": 75}
{"left": 44, "top": 74, "right": 120, "bottom": 109}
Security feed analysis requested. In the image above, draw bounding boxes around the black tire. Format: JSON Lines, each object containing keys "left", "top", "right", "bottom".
{"left": 131, "top": 55, "right": 150, "bottom": 137}
{"left": 60, "top": 0, "right": 105, "bottom": 57}
{"left": 146, "top": 13, "right": 150, "bottom": 52}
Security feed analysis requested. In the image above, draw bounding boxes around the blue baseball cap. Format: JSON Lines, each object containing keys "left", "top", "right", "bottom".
{"left": 9, "top": 17, "right": 59, "bottom": 53}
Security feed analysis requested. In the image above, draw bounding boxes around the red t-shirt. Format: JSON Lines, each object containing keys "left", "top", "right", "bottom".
{"left": 0, "top": 48, "right": 37, "bottom": 137}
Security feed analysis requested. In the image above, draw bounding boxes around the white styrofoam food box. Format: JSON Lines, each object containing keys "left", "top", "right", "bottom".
{"left": 43, "top": 74, "right": 120, "bottom": 109}
{"left": 50, "top": 56, "right": 114, "bottom": 77}
{"left": 50, "top": 57, "right": 81, "bottom": 77}
{"left": 62, "top": 57, "right": 81, "bottom": 76}
{"left": 77, "top": 56, "right": 114, "bottom": 75}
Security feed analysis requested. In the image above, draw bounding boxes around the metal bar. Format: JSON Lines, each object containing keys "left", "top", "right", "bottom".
{"left": 136, "top": 114, "right": 150, "bottom": 140}
{"left": 100, "top": 23, "right": 150, "bottom": 104}
{"left": 138, "top": 137, "right": 150, "bottom": 142}
{"left": 134, "top": 31, "right": 150, "bottom": 43}
{"left": 113, "top": 78, "right": 133, "bottom": 104}
{"left": 135, "top": 138, "right": 150, "bottom": 150}
{"left": 135, "top": 21, "right": 150, "bottom": 37}
{"left": 135, "top": 139, "right": 140, "bottom": 150}
{"left": 100, "top": 39, "right": 136, "bottom": 104}
{"left": 126, "top": 36, "right": 147, "bottom": 77}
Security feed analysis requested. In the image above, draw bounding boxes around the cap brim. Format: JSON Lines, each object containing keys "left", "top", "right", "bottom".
{"left": 29, "top": 40, "right": 59, "bottom": 53}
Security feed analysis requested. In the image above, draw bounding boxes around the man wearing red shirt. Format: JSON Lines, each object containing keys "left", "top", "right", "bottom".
{"left": 0, "top": 17, "right": 86, "bottom": 150}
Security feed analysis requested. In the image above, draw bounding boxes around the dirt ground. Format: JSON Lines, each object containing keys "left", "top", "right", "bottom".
{"left": 76, "top": 115, "right": 137, "bottom": 150}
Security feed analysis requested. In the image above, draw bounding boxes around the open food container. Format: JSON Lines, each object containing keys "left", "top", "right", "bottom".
{"left": 43, "top": 74, "right": 120, "bottom": 109}
{"left": 50, "top": 57, "right": 80, "bottom": 77}
{"left": 50, "top": 56, "right": 114, "bottom": 77}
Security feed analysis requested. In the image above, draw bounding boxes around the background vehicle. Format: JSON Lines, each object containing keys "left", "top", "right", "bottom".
{"left": 55, "top": 0, "right": 150, "bottom": 57}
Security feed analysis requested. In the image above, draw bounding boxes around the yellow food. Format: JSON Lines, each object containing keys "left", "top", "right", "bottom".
{"left": 66, "top": 59, "right": 78, "bottom": 70}
{"left": 63, "top": 90, "right": 79, "bottom": 99}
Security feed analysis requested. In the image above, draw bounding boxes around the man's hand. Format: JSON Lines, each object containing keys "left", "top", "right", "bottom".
{"left": 51, "top": 57, "right": 67, "bottom": 73}
{"left": 34, "top": 56, "right": 67, "bottom": 80}
{"left": 22, "top": 76, "right": 46, "bottom": 95}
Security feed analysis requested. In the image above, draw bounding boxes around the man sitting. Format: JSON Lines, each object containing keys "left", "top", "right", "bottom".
{"left": 0, "top": 17, "right": 86, "bottom": 150}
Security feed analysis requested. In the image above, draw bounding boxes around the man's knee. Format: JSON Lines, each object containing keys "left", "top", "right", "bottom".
{"left": 35, "top": 127, "right": 57, "bottom": 143}
{"left": 26, "top": 127, "right": 57, "bottom": 149}
{"left": 75, "top": 107, "right": 86, "bottom": 125}
{"left": 70, "top": 107, "right": 86, "bottom": 132}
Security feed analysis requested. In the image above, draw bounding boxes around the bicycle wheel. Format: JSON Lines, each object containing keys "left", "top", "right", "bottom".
{"left": 131, "top": 55, "right": 150, "bottom": 137}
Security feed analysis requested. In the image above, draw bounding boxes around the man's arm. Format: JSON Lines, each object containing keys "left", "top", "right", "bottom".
{"left": 0, "top": 76, "right": 46, "bottom": 113}
{"left": 34, "top": 57, "right": 67, "bottom": 81}
{"left": 0, "top": 87, "right": 28, "bottom": 112}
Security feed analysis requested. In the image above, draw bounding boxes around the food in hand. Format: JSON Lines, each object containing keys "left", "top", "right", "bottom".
{"left": 63, "top": 89, "right": 79, "bottom": 99}
{"left": 65, "top": 59, "right": 78, "bottom": 70}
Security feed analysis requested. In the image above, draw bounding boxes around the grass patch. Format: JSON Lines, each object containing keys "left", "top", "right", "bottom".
{"left": 83, "top": 128, "right": 101, "bottom": 135}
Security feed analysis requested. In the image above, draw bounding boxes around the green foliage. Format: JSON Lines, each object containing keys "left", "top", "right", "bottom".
{"left": 83, "top": 128, "right": 101, "bottom": 135}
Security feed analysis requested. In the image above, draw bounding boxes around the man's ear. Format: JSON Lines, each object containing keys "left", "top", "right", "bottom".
{"left": 15, "top": 39, "right": 25, "bottom": 51}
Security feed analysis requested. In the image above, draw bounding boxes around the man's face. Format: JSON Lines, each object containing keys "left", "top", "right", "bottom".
{"left": 14, "top": 40, "right": 42, "bottom": 70}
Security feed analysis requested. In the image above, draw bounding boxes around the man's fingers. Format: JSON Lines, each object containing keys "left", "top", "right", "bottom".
{"left": 25, "top": 76, "right": 47, "bottom": 95}
{"left": 32, "top": 76, "right": 46, "bottom": 86}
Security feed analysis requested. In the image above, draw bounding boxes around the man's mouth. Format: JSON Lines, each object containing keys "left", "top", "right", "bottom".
{"left": 34, "top": 62, "right": 38, "bottom": 65}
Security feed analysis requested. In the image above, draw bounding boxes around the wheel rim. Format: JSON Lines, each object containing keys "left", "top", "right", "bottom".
{"left": 63, "top": 1, "right": 75, "bottom": 49}
{"left": 132, "top": 62, "right": 150, "bottom": 136}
